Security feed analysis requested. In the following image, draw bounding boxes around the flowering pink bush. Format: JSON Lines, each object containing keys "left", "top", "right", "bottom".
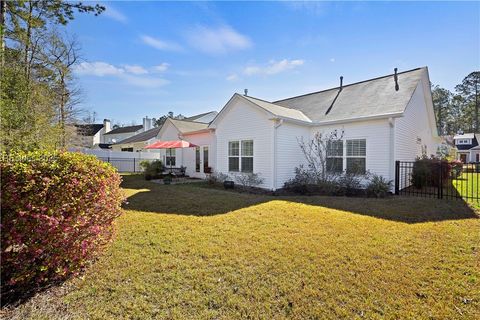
{"left": 1, "top": 151, "right": 125, "bottom": 294}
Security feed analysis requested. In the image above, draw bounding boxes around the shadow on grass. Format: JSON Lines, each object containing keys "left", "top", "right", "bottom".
{"left": 122, "top": 175, "right": 479, "bottom": 224}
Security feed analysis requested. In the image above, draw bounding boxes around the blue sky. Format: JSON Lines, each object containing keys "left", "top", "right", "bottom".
{"left": 69, "top": 1, "right": 480, "bottom": 125}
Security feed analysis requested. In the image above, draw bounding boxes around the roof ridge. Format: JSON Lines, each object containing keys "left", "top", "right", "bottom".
{"left": 170, "top": 117, "right": 210, "bottom": 124}
{"left": 274, "top": 67, "right": 425, "bottom": 103}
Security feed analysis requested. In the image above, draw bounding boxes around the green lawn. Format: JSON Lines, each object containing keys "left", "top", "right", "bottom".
{"left": 4, "top": 175, "right": 480, "bottom": 319}
{"left": 453, "top": 172, "right": 479, "bottom": 208}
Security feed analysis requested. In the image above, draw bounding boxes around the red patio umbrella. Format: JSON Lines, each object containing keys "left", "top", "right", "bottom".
{"left": 145, "top": 140, "right": 198, "bottom": 149}
{"left": 144, "top": 140, "right": 198, "bottom": 171}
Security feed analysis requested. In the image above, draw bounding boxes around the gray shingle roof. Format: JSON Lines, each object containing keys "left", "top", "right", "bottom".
{"left": 170, "top": 118, "right": 209, "bottom": 133}
{"left": 241, "top": 95, "right": 312, "bottom": 122}
{"left": 186, "top": 111, "right": 218, "bottom": 122}
{"left": 114, "top": 126, "right": 162, "bottom": 145}
{"left": 104, "top": 125, "right": 143, "bottom": 135}
{"left": 75, "top": 124, "right": 103, "bottom": 136}
{"left": 274, "top": 67, "right": 425, "bottom": 123}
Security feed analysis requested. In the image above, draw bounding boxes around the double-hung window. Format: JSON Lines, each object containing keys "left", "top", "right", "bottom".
{"left": 346, "top": 139, "right": 366, "bottom": 174}
{"left": 326, "top": 139, "right": 367, "bottom": 174}
{"left": 326, "top": 140, "right": 343, "bottom": 173}
{"left": 228, "top": 141, "right": 240, "bottom": 172}
{"left": 229, "top": 140, "right": 253, "bottom": 172}
{"left": 166, "top": 149, "right": 176, "bottom": 166}
{"left": 241, "top": 140, "right": 253, "bottom": 173}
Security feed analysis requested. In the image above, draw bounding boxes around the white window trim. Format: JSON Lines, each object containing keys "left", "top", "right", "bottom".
{"left": 228, "top": 140, "right": 254, "bottom": 173}
{"left": 457, "top": 139, "right": 471, "bottom": 145}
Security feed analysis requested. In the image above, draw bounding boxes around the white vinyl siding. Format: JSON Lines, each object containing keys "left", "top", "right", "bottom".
{"left": 395, "top": 80, "right": 439, "bottom": 163}
{"left": 215, "top": 97, "right": 273, "bottom": 189}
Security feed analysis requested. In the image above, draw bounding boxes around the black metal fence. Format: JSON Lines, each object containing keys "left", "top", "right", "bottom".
{"left": 395, "top": 161, "right": 479, "bottom": 202}
{"left": 98, "top": 157, "right": 157, "bottom": 173}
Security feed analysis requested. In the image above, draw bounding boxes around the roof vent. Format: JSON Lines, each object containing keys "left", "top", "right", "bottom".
{"left": 244, "top": 89, "right": 248, "bottom": 96}
{"left": 394, "top": 68, "right": 399, "bottom": 91}
{"left": 325, "top": 76, "right": 344, "bottom": 115}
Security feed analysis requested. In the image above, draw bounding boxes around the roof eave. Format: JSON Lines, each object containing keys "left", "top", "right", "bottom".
{"left": 181, "top": 128, "right": 215, "bottom": 136}
{"left": 272, "top": 111, "right": 404, "bottom": 126}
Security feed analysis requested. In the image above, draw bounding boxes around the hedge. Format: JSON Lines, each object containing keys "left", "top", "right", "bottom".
{"left": 1, "top": 151, "right": 125, "bottom": 296}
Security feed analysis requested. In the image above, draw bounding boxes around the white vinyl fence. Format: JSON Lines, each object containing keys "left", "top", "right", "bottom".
{"left": 71, "top": 149, "right": 161, "bottom": 172}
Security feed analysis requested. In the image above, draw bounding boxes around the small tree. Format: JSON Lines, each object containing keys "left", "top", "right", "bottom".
{"left": 297, "top": 129, "right": 344, "bottom": 183}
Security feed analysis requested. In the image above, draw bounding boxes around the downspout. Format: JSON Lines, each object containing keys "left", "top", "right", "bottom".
{"left": 272, "top": 119, "right": 283, "bottom": 190}
{"left": 388, "top": 117, "right": 395, "bottom": 191}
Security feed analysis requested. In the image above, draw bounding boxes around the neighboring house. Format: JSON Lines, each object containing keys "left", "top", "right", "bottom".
{"left": 454, "top": 133, "right": 480, "bottom": 163}
{"left": 111, "top": 126, "right": 163, "bottom": 152}
{"left": 72, "top": 119, "right": 112, "bottom": 149}
{"left": 103, "top": 117, "right": 153, "bottom": 144}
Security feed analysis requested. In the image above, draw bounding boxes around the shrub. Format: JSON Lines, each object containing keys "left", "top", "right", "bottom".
{"left": 206, "top": 171, "right": 230, "bottom": 185}
{"left": 141, "top": 160, "right": 164, "bottom": 180}
{"left": 337, "top": 173, "right": 364, "bottom": 196}
{"left": 234, "top": 172, "right": 264, "bottom": 188}
{"left": 366, "top": 174, "right": 393, "bottom": 198}
{"left": 284, "top": 167, "right": 344, "bottom": 195}
{"left": 1, "top": 151, "right": 125, "bottom": 296}
{"left": 283, "top": 165, "right": 316, "bottom": 194}
{"left": 411, "top": 156, "right": 450, "bottom": 188}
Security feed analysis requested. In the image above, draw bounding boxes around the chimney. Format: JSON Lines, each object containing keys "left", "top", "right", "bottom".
{"left": 339, "top": 76, "right": 343, "bottom": 90}
{"left": 244, "top": 88, "right": 248, "bottom": 96}
{"left": 142, "top": 116, "right": 152, "bottom": 131}
{"left": 103, "top": 119, "right": 111, "bottom": 133}
{"left": 394, "top": 68, "right": 399, "bottom": 91}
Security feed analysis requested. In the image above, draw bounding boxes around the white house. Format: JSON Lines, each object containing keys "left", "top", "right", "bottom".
{"left": 72, "top": 118, "right": 112, "bottom": 149}
{"left": 453, "top": 133, "right": 480, "bottom": 163}
{"left": 103, "top": 117, "right": 152, "bottom": 145}
{"left": 116, "top": 67, "right": 439, "bottom": 190}
{"left": 204, "top": 67, "right": 440, "bottom": 190}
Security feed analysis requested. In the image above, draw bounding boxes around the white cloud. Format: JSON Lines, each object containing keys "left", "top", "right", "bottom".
{"left": 226, "top": 73, "right": 239, "bottom": 81}
{"left": 243, "top": 59, "right": 305, "bottom": 76}
{"left": 152, "top": 63, "right": 170, "bottom": 73}
{"left": 122, "top": 75, "right": 169, "bottom": 88}
{"left": 330, "top": 58, "right": 335, "bottom": 63}
{"left": 75, "top": 61, "right": 169, "bottom": 88}
{"left": 75, "top": 62, "right": 125, "bottom": 76}
{"left": 102, "top": 4, "right": 127, "bottom": 23}
{"left": 124, "top": 65, "right": 148, "bottom": 75}
{"left": 186, "top": 25, "right": 252, "bottom": 55}
{"left": 140, "top": 35, "right": 183, "bottom": 52}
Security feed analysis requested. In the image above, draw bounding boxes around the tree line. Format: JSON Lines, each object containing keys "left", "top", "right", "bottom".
{"left": 0, "top": 0, "right": 104, "bottom": 151}
{"left": 432, "top": 71, "right": 479, "bottom": 135}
